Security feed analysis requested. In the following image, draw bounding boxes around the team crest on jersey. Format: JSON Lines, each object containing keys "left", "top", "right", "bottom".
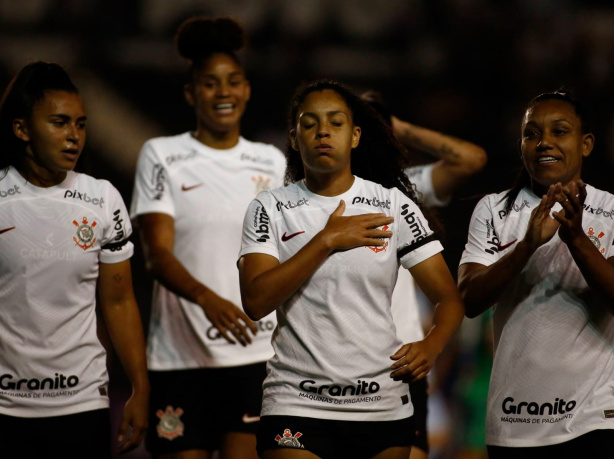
{"left": 156, "top": 405, "right": 185, "bottom": 440}
{"left": 366, "top": 225, "right": 389, "bottom": 253}
{"left": 252, "top": 175, "right": 271, "bottom": 194}
{"left": 275, "top": 429, "right": 304, "bottom": 448}
{"left": 587, "top": 227, "right": 606, "bottom": 254}
{"left": 72, "top": 217, "right": 97, "bottom": 250}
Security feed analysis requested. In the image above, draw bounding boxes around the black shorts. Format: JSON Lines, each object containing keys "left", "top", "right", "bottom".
{"left": 487, "top": 429, "right": 614, "bottom": 458}
{"left": 408, "top": 378, "right": 429, "bottom": 453}
{"left": 257, "top": 415, "right": 415, "bottom": 459}
{"left": 0, "top": 408, "right": 111, "bottom": 458}
{"left": 147, "top": 362, "right": 266, "bottom": 455}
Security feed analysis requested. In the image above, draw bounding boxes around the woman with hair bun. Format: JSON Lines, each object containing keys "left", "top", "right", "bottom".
{"left": 131, "top": 16, "right": 286, "bottom": 459}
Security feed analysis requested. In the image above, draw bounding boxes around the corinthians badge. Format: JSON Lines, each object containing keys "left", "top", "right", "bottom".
{"left": 73, "top": 217, "right": 97, "bottom": 250}
{"left": 275, "top": 429, "right": 304, "bottom": 448}
{"left": 156, "top": 406, "right": 185, "bottom": 440}
{"left": 587, "top": 226, "right": 606, "bottom": 255}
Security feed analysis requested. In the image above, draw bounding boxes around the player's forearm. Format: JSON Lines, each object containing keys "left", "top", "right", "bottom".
{"left": 102, "top": 298, "right": 150, "bottom": 393}
{"left": 241, "top": 233, "right": 333, "bottom": 320}
{"left": 145, "top": 248, "right": 215, "bottom": 306}
{"left": 422, "top": 293, "right": 464, "bottom": 355}
{"left": 392, "top": 117, "right": 486, "bottom": 172}
{"left": 458, "top": 241, "right": 534, "bottom": 317}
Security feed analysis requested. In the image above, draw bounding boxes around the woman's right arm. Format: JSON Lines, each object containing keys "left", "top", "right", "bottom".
{"left": 138, "top": 212, "right": 257, "bottom": 345}
{"left": 458, "top": 187, "right": 559, "bottom": 318}
{"left": 239, "top": 200, "right": 393, "bottom": 320}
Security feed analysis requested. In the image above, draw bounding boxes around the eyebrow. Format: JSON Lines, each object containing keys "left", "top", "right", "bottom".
{"left": 201, "top": 72, "right": 245, "bottom": 79}
{"left": 300, "top": 110, "right": 349, "bottom": 118}
{"left": 49, "top": 114, "right": 87, "bottom": 121}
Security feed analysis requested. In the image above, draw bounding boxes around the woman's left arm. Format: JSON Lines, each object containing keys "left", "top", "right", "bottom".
{"left": 98, "top": 259, "right": 150, "bottom": 453}
{"left": 554, "top": 181, "right": 614, "bottom": 314}
{"left": 390, "top": 253, "right": 465, "bottom": 381}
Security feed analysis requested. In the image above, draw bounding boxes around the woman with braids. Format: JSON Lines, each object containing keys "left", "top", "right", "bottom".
{"left": 0, "top": 62, "right": 149, "bottom": 457}
{"left": 130, "top": 16, "right": 285, "bottom": 459}
{"left": 238, "top": 80, "right": 464, "bottom": 459}
{"left": 458, "top": 90, "right": 614, "bottom": 457}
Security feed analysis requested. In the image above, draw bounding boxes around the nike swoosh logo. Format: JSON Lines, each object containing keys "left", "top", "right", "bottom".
{"left": 0, "top": 227, "right": 15, "bottom": 235}
{"left": 497, "top": 239, "right": 517, "bottom": 251}
{"left": 181, "top": 183, "right": 203, "bottom": 192}
{"left": 242, "top": 413, "right": 260, "bottom": 424}
{"left": 281, "top": 231, "right": 305, "bottom": 242}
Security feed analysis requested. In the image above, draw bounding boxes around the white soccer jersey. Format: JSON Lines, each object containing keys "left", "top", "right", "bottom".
{"left": 130, "top": 132, "right": 286, "bottom": 370}
{"left": 460, "top": 185, "right": 614, "bottom": 447}
{"left": 392, "top": 163, "right": 447, "bottom": 343}
{"left": 239, "top": 176, "right": 443, "bottom": 421}
{"left": 0, "top": 167, "right": 133, "bottom": 418}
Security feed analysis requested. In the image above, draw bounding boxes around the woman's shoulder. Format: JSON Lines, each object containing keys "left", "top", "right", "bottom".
{"left": 69, "top": 171, "right": 122, "bottom": 198}
{"left": 239, "top": 138, "right": 286, "bottom": 161}
{"left": 140, "top": 132, "right": 195, "bottom": 158}
{"left": 584, "top": 183, "right": 614, "bottom": 215}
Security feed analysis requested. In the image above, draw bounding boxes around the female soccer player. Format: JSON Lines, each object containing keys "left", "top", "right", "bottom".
{"left": 0, "top": 61, "right": 149, "bottom": 457}
{"left": 131, "top": 16, "right": 286, "bottom": 459}
{"left": 238, "top": 79, "right": 464, "bottom": 459}
{"left": 458, "top": 90, "right": 614, "bottom": 457}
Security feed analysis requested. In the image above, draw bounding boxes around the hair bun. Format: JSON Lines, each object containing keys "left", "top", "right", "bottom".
{"left": 175, "top": 17, "right": 245, "bottom": 62}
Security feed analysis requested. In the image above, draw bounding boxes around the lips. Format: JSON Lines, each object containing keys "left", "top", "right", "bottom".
{"left": 315, "top": 143, "right": 333, "bottom": 153}
{"left": 536, "top": 155, "right": 560, "bottom": 164}
{"left": 214, "top": 103, "right": 235, "bottom": 115}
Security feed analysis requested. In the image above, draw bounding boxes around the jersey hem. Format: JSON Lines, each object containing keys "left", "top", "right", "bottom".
{"left": 0, "top": 399, "right": 109, "bottom": 418}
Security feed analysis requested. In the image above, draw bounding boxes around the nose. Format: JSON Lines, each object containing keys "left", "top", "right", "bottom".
{"left": 67, "top": 123, "right": 82, "bottom": 144}
{"left": 536, "top": 134, "right": 553, "bottom": 151}
{"left": 315, "top": 123, "right": 330, "bottom": 139}
{"left": 216, "top": 81, "right": 231, "bottom": 97}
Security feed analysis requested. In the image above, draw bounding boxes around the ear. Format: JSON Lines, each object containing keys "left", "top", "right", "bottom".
{"left": 183, "top": 83, "right": 195, "bottom": 107}
{"left": 289, "top": 129, "right": 298, "bottom": 151}
{"left": 582, "top": 133, "right": 594, "bottom": 158}
{"left": 13, "top": 119, "right": 30, "bottom": 142}
{"left": 351, "top": 126, "right": 361, "bottom": 149}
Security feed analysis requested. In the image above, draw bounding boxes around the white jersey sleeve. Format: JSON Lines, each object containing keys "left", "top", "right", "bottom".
{"left": 394, "top": 189, "right": 443, "bottom": 269}
{"left": 240, "top": 192, "right": 280, "bottom": 260}
{"left": 130, "top": 139, "right": 174, "bottom": 218}
{"left": 405, "top": 164, "right": 450, "bottom": 208}
{"left": 100, "top": 183, "right": 133, "bottom": 264}
{"left": 459, "top": 194, "right": 504, "bottom": 267}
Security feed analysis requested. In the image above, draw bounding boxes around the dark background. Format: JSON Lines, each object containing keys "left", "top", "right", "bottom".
{"left": 2, "top": 1, "right": 614, "bottom": 457}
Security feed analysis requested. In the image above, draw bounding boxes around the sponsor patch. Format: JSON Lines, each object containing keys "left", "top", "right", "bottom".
{"left": 604, "top": 410, "right": 614, "bottom": 419}
{"left": 156, "top": 406, "right": 184, "bottom": 440}
{"left": 275, "top": 429, "right": 304, "bottom": 448}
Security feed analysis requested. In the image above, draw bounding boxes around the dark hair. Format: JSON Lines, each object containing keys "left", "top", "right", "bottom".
{"left": 175, "top": 16, "right": 246, "bottom": 82}
{"left": 502, "top": 89, "right": 592, "bottom": 215}
{"left": 0, "top": 61, "right": 78, "bottom": 172}
{"left": 284, "top": 79, "right": 448, "bottom": 240}
{"left": 285, "top": 79, "right": 417, "bottom": 198}
{"left": 360, "top": 90, "right": 392, "bottom": 128}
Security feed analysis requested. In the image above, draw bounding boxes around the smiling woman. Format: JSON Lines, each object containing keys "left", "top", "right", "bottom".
{"left": 130, "top": 16, "right": 286, "bottom": 459}
{"left": 457, "top": 90, "right": 614, "bottom": 457}
{"left": 0, "top": 62, "right": 149, "bottom": 457}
